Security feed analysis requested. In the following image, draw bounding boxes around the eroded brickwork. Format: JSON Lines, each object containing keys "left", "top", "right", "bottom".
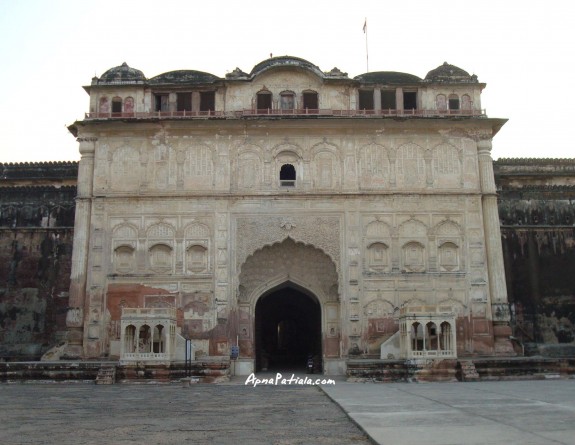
{"left": 0, "top": 162, "right": 77, "bottom": 360}
{"left": 496, "top": 159, "right": 575, "bottom": 354}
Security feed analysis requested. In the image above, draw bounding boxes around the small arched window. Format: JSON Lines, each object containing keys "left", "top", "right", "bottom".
{"left": 257, "top": 91, "right": 272, "bottom": 111}
{"left": 112, "top": 96, "right": 123, "bottom": 114}
{"left": 436, "top": 94, "right": 447, "bottom": 111}
{"left": 461, "top": 94, "right": 472, "bottom": 111}
{"left": 280, "top": 91, "right": 295, "bottom": 110}
{"left": 280, "top": 164, "right": 296, "bottom": 186}
{"left": 448, "top": 94, "right": 459, "bottom": 111}
{"left": 124, "top": 96, "right": 135, "bottom": 113}
{"left": 99, "top": 97, "right": 109, "bottom": 114}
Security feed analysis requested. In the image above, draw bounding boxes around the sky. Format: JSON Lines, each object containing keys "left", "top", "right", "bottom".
{"left": 0, "top": 0, "right": 573, "bottom": 163}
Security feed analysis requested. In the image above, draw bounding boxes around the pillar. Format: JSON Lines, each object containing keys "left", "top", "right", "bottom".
{"left": 477, "top": 138, "right": 515, "bottom": 355}
{"left": 63, "top": 137, "right": 96, "bottom": 359}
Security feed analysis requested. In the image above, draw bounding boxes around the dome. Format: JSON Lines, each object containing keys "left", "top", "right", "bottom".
{"left": 354, "top": 71, "right": 422, "bottom": 84}
{"left": 98, "top": 62, "right": 146, "bottom": 84}
{"left": 250, "top": 56, "right": 324, "bottom": 78}
{"left": 149, "top": 70, "right": 220, "bottom": 85}
{"left": 424, "top": 62, "right": 477, "bottom": 83}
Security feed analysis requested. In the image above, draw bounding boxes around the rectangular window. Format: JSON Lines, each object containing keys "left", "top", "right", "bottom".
{"left": 257, "top": 92, "right": 272, "bottom": 110}
{"left": 358, "top": 90, "right": 374, "bottom": 110}
{"left": 381, "top": 91, "right": 396, "bottom": 109}
{"left": 303, "top": 92, "right": 318, "bottom": 110}
{"left": 111, "top": 100, "right": 122, "bottom": 113}
{"left": 154, "top": 94, "right": 169, "bottom": 112}
{"left": 403, "top": 92, "right": 417, "bottom": 110}
{"left": 200, "top": 91, "right": 215, "bottom": 112}
{"left": 177, "top": 93, "right": 192, "bottom": 111}
{"left": 280, "top": 94, "right": 295, "bottom": 110}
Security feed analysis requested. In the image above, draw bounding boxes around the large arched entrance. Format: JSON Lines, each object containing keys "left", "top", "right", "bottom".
{"left": 237, "top": 238, "right": 341, "bottom": 375}
{"left": 255, "top": 284, "right": 321, "bottom": 372}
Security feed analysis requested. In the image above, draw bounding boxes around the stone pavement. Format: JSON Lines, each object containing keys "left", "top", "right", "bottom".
{"left": 320, "top": 379, "right": 575, "bottom": 445}
{"left": 2, "top": 377, "right": 575, "bottom": 445}
{"left": 0, "top": 380, "right": 371, "bottom": 445}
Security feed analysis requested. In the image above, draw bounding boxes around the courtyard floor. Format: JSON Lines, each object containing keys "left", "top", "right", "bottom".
{"left": 1, "top": 377, "right": 574, "bottom": 445}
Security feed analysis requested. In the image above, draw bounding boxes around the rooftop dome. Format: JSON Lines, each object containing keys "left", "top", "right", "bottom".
{"left": 98, "top": 62, "right": 146, "bottom": 84}
{"left": 149, "top": 70, "right": 220, "bottom": 85}
{"left": 354, "top": 71, "right": 422, "bottom": 84}
{"left": 424, "top": 62, "right": 477, "bottom": 83}
{"left": 250, "top": 56, "right": 324, "bottom": 78}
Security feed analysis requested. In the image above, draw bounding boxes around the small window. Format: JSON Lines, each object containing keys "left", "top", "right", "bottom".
{"left": 177, "top": 93, "right": 192, "bottom": 111}
{"left": 257, "top": 91, "right": 272, "bottom": 110}
{"left": 436, "top": 94, "right": 447, "bottom": 111}
{"left": 111, "top": 97, "right": 122, "bottom": 113}
{"left": 280, "top": 164, "right": 296, "bottom": 186}
{"left": 124, "top": 97, "right": 134, "bottom": 113}
{"left": 99, "top": 97, "right": 109, "bottom": 114}
{"left": 403, "top": 92, "right": 417, "bottom": 110}
{"left": 154, "top": 94, "right": 169, "bottom": 112}
{"left": 200, "top": 91, "right": 215, "bottom": 112}
{"left": 461, "top": 94, "right": 472, "bottom": 111}
{"left": 448, "top": 94, "right": 460, "bottom": 110}
{"left": 358, "top": 90, "right": 374, "bottom": 110}
{"left": 381, "top": 91, "right": 396, "bottom": 110}
{"left": 303, "top": 91, "right": 318, "bottom": 110}
{"left": 280, "top": 92, "right": 295, "bottom": 110}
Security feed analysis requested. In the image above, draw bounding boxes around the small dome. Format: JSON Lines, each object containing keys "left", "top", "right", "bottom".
{"left": 424, "top": 62, "right": 477, "bottom": 83}
{"left": 354, "top": 71, "right": 422, "bottom": 84}
{"left": 99, "top": 62, "right": 146, "bottom": 83}
{"left": 250, "top": 56, "right": 324, "bottom": 78}
{"left": 149, "top": 70, "right": 220, "bottom": 85}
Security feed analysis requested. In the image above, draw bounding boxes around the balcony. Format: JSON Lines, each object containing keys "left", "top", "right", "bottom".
{"left": 84, "top": 108, "right": 486, "bottom": 120}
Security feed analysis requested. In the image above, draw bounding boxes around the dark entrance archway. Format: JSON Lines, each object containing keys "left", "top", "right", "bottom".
{"left": 255, "top": 285, "right": 322, "bottom": 372}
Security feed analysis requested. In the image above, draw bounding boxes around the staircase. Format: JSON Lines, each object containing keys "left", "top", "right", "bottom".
{"left": 459, "top": 360, "right": 479, "bottom": 381}
{"left": 95, "top": 365, "right": 116, "bottom": 385}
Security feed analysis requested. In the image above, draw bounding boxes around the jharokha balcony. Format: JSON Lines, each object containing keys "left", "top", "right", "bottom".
{"left": 84, "top": 108, "right": 487, "bottom": 120}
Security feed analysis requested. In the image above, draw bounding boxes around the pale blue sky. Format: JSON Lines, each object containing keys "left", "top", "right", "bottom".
{"left": 0, "top": 0, "right": 573, "bottom": 162}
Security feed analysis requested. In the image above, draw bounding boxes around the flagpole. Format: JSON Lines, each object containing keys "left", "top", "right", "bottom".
{"left": 364, "top": 18, "right": 369, "bottom": 72}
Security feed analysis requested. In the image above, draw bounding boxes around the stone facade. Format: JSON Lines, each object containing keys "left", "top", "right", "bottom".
{"left": 60, "top": 57, "right": 513, "bottom": 374}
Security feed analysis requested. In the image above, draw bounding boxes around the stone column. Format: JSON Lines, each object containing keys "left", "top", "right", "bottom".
{"left": 63, "top": 137, "right": 96, "bottom": 359}
{"left": 477, "top": 138, "right": 514, "bottom": 355}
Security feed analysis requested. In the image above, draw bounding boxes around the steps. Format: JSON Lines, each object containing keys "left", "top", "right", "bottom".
{"left": 95, "top": 365, "right": 116, "bottom": 385}
{"left": 459, "top": 360, "right": 479, "bottom": 381}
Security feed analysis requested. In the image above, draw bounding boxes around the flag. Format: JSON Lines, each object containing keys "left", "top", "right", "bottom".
{"left": 363, "top": 19, "right": 367, "bottom": 33}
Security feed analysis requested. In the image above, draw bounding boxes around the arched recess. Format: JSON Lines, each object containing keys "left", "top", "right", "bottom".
{"left": 237, "top": 238, "right": 340, "bottom": 370}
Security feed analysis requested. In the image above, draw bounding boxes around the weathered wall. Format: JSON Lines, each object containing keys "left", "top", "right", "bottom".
{"left": 0, "top": 163, "right": 77, "bottom": 360}
{"left": 496, "top": 159, "right": 575, "bottom": 353}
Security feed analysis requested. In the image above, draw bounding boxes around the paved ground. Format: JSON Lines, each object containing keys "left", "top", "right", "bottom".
{"left": 321, "top": 379, "right": 575, "bottom": 445}
{"left": 0, "top": 379, "right": 371, "bottom": 445}
{"left": 2, "top": 377, "right": 575, "bottom": 445}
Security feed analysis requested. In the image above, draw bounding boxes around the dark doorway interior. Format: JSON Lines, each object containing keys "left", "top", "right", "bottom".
{"left": 255, "top": 286, "right": 322, "bottom": 372}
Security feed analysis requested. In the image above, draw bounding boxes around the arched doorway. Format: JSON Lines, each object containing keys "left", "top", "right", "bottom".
{"left": 255, "top": 284, "right": 321, "bottom": 372}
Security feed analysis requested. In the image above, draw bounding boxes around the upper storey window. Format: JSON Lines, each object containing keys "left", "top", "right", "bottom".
{"left": 200, "top": 91, "right": 215, "bottom": 112}
{"left": 303, "top": 91, "right": 318, "bottom": 110}
{"left": 358, "top": 90, "right": 374, "bottom": 110}
{"left": 448, "top": 94, "right": 459, "bottom": 110}
{"left": 154, "top": 94, "right": 169, "bottom": 112}
{"left": 381, "top": 90, "right": 396, "bottom": 110}
{"left": 177, "top": 93, "right": 192, "bottom": 111}
{"left": 257, "top": 91, "right": 272, "bottom": 110}
{"left": 112, "top": 97, "right": 122, "bottom": 113}
{"left": 403, "top": 91, "right": 417, "bottom": 110}
{"left": 280, "top": 91, "right": 295, "bottom": 110}
{"left": 280, "top": 164, "right": 296, "bottom": 187}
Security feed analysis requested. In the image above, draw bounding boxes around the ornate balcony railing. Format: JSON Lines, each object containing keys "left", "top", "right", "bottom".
{"left": 85, "top": 108, "right": 486, "bottom": 120}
